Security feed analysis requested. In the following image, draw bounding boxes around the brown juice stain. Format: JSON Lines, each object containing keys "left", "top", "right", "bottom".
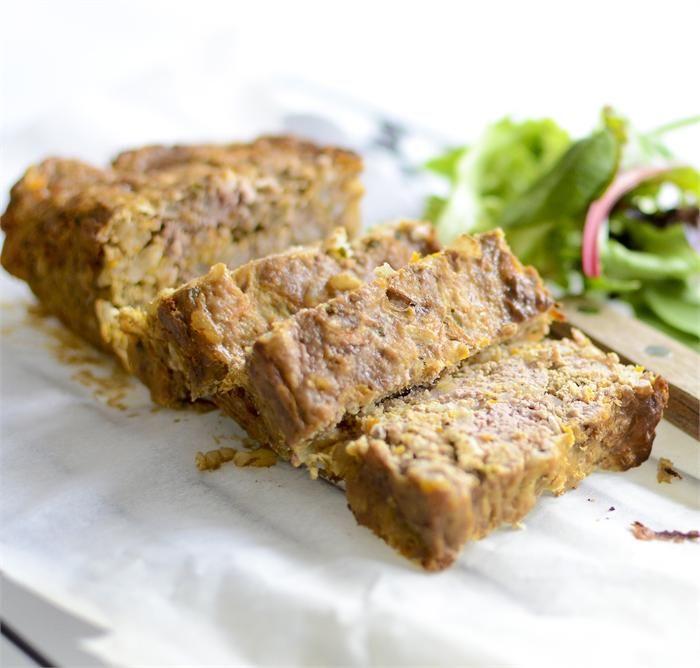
{"left": 0, "top": 300, "right": 25, "bottom": 311}
{"left": 71, "top": 369, "right": 130, "bottom": 411}
{"left": 6, "top": 301, "right": 276, "bottom": 467}
{"left": 631, "top": 521, "right": 699, "bottom": 543}
{"left": 1, "top": 301, "right": 27, "bottom": 336}
{"left": 212, "top": 432, "right": 245, "bottom": 446}
{"left": 212, "top": 434, "right": 259, "bottom": 451}
{"left": 6, "top": 300, "right": 135, "bottom": 411}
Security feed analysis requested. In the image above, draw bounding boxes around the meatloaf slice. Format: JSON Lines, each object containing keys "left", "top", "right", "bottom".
{"left": 119, "top": 221, "right": 439, "bottom": 410}
{"left": 1, "top": 136, "right": 363, "bottom": 357}
{"left": 248, "top": 229, "right": 560, "bottom": 459}
{"left": 332, "top": 332, "right": 668, "bottom": 570}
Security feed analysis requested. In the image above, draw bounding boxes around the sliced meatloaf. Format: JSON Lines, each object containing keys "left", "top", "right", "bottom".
{"left": 119, "top": 221, "right": 439, "bottom": 410}
{"left": 248, "top": 229, "right": 561, "bottom": 459}
{"left": 329, "top": 331, "right": 668, "bottom": 570}
{"left": 1, "top": 136, "right": 363, "bottom": 357}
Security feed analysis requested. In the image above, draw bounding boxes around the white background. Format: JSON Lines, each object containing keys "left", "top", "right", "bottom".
{"left": 2, "top": 0, "right": 699, "bottom": 197}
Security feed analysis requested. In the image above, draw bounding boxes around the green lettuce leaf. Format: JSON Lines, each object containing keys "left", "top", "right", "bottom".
{"left": 602, "top": 238, "right": 700, "bottom": 280}
{"left": 633, "top": 302, "right": 700, "bottom": 351}
{"left": 642, "top": 280, "right": 700, "bottom": 338}
{"left": 498, "top": 127, "right": 622, "bottom": 229}
{"left": 429, "top": 117, "right": 570, "bottom": 241}
{"left": 423, "top": 109, "right": 699, "bottom": 348}
{"left": 424, "top": 147, "right": 468, "bottom": 181}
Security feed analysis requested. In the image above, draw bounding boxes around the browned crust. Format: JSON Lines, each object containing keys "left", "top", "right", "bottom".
{"left": 342, "top": 336, "right": 668, "bottom": 570}
{"left": 1, "top": 136, "right": 363, "bottom": 354}
{"left": 345, "top": 442, "right": 472, "bottom": 569}
{"left": 111, "top": 135, "right": 361, "bottom": 174}
{"left": 598, "top": 374, "right": 668, "bottom": 472}
{"left": 215, "top": 386, "right": 269, "bottom": 445}
{"left": 248, "top": 230, "right": 559, "bottom": 454}
{"left": 122, "top": 221, "right": 440, "bottom": 409}
{"left": 1, "top": 160, "right": 119, "bottom": 348}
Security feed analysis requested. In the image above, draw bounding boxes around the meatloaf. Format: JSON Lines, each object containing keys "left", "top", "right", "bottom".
{"left": 119, "top": 220, "right": 439, "bottom": 413}
{"left": 248, "top": 229, "right": 561, "bottom": 459}
{"left": 329, "top": 331, "right": 668, "bottom": 570}
{"left": 1, "top": 136, "right": 363, "bottom": 357}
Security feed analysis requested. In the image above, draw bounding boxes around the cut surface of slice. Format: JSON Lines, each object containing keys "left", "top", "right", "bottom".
{"left": 331, "top": 332, "right": 667, "bottom": 570}
{"left": 1, "top": 136, "right": 363, "bottom": 356}
{"left": 248, "top": 229, "right": 560, "bottom": 458}
{"left": 120, "top": 221, "right": 440, "bottom": 408}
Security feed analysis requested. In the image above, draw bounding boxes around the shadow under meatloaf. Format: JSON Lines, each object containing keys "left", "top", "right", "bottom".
{"left": 119, "top": 220, "right": 440, "bottom": 414}
{"left": 328, "top": 332, "right": 668, "bottom": 570}
{"left": 248, "top": 229, "right": 561, "bottom": 461}
{"left": 1, "top": 136, "right": 363, "bottom": 358}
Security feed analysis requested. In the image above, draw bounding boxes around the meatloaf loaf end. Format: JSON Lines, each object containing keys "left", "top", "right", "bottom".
{"left": 333, "top": 331, "right": 668, "bottom": 570}
{"left": 119, "top": 220, "right": 440, "bottom": 411}
{"left": 1, "top": 136, "right": 363, "bottom": 357}
{"left": 248, "top": 229, "right": 561, "bottom": 459}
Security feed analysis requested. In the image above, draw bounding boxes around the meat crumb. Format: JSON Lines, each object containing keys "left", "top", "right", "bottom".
{"left": 657, "top": 458, "right": 683, "bottom": 484}
{"left": 233, "top": 448, "right": 278, "bottom": 468}
{"left": 196, "top": 445, "right": 277, "bottom": 471}
{"left": 631, "top": 521, "right": 699, "bottom": 543}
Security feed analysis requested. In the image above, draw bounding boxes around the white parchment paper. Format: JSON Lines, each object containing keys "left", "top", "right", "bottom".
{"left": 2, "top": 274, "right": 699, "bottom": 667}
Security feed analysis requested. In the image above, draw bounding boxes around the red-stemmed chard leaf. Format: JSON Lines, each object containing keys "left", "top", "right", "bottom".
{"left": 582, "top": 166, "right": 672, "bottom": 277}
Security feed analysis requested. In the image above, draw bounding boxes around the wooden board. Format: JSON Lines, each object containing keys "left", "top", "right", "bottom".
{"left": 552, "top": 301, "right": 700, "bottom": 440}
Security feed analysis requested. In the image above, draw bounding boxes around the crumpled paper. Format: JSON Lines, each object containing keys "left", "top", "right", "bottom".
{"left": 2, "top": 284, "right": 699, "bottom": 666}
{"left": 1, "top": 73, "right": 699, "bottom": 667}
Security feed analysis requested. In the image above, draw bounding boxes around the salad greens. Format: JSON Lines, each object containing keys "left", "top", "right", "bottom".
{"left": 425, "top": 110, "right": 700, "bottom": 349}
{"left": 427, "top": 118, "right": 570, "bottom": 238}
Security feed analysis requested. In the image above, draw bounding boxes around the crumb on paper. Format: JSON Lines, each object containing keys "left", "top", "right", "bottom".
{"left": 657, "top": 458, "right": 683, "bottom": 484}
{"left": 608, "top": 506, "right": 615, "bottom": 512}
{"left": 196, "top": 445, "right": 277, "bottom": 471}
{"left": 196, "top": 447, "right": 237, "bottom": 471}
{"left": 587, "top": 498, "right": 594, "bottom": 502}
{"left": 630, "top": 521, "right": 699, "bottom": 543}
{"left": 234, "top": 448, "right": 277, "bottom": 468}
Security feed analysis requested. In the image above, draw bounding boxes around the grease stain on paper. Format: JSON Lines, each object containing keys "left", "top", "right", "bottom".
{"left": 3, "top": 300, "right": 135, "bottom": 411}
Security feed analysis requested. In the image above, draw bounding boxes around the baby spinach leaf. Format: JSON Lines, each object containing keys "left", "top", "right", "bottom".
{"left": 643, "top": 281, "right": 700, "bottom": 338}
{"left": 602, "top": 239, "right": 700, "bottom": 280}
{"left": 430, "top": 117, "right": 570, "bottom": 239}
{"left": 498, "top": 128, "right": 621, "bottom": 229}
{"left": 634, "top": 303, "right": 700, "bottom": 351}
